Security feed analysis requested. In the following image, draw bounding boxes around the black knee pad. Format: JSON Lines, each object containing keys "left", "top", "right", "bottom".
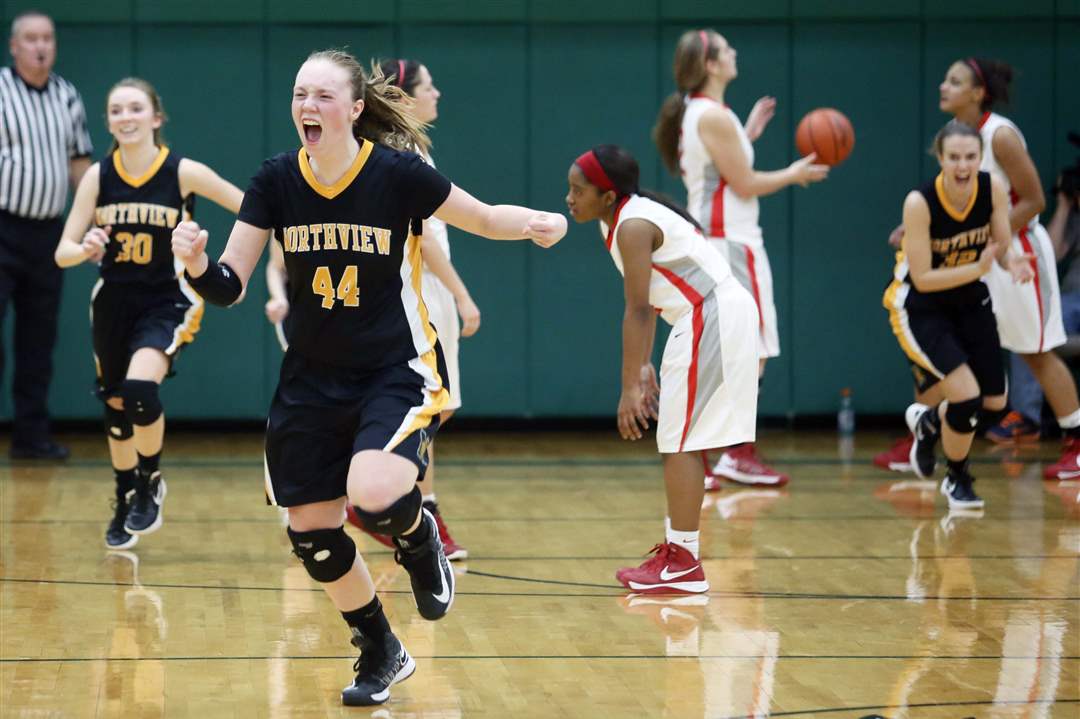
{"left": 119, "top": 379, "right": 163, "bottom": 426}
{"left": 351, "top": 485, "right": 423, "bottom": 537}
{"left": 944, "top": 397, "right": 981, "bottom": 434}
{"left": 103, "top": 403, "right": 133, "bottom": 440}
{"left": 287, "top": 525, "right": 357, "bottom": 583}
{"left": 976, "top": 406, "right": 1010, "bottom": 434}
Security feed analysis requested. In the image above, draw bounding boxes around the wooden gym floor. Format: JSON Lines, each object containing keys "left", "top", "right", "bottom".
{"left": 1, "top": 430, "right": 1077, "bottom": 718}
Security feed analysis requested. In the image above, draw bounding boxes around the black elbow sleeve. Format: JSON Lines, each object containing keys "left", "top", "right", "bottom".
{"left": 185, "top": 261, "right": 242, "bottom": 306}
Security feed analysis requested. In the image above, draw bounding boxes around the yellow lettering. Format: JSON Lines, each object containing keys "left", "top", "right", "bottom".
{"left": 284, "top": 227, "right": 298, "bottom": 253}
{"left": 165, "top": 209, "right": 179, "bottom": 228}
{"left": 322, "top": 223, "right": 337, "bottom": 250}
{"left": 373, "top": 228, "right": 391, "bottom": 256}
{"left": 297, "top": 225, "right": 310, "bottom": 252}
{"left": 310, "top": 223, "right": 323, "bottom": 251}
{"left": 358, "top": 226, "right": 374, "bottom": 253}
{"left": 348, "top": 224, "right": 360, "bottom": 252}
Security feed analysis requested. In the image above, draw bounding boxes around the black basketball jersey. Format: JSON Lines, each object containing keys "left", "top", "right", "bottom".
{"left": 906, "top": 171, "right": 994, "bottom": 305}
{"left": 96, "top": 147, "right": 190, "bottom": 285}
{"left": 238, "top": 140, "right": 452, "bottom": 370}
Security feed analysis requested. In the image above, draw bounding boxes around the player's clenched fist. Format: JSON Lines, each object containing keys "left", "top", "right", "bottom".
{"left": 171, "top": 221, "right": 210, "bottom": 276}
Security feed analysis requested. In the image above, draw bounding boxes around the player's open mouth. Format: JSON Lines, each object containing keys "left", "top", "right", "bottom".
{"left": 302, "top": 119, "right": 322, "bottom": 144}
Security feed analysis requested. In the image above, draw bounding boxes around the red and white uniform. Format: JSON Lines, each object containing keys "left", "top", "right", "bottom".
{"left": 600, "top": 194, "right": 758, "bottom": 453}
{"left": 681, "top": 94, "right": 778, "bottom": 359}
{"left": 979, "top": 112, "right": 1065, "bottom": 354}
{"left": 417, "top": 152, "right": 462, "bottom": 410}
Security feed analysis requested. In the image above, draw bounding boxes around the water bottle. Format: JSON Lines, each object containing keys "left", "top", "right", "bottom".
{"left": 838, "top": 387, "right": 855, "bottom": 435}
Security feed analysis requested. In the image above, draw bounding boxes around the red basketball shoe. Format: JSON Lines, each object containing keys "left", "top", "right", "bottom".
{"left": 1044, "top": 437, "right": 1080, "bottom": 480}
{"left": 711, "top": 444, "right": 789, "bottom": 486}
{"left": 430, "top": 508, "right": 468, "bottom": 561}
{"left": 615, "top": 542, "right": 708, "bottom": 594}
{"left": 873, "top": 435, "right": 914, "bottom": 473}
{"left": 345, "top": 505, "right": 394, "bottom": 549}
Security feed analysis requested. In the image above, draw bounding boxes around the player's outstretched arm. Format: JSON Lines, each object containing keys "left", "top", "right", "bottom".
{"left": 433, "top": 184, "right": 566, "bottom": 247}
{"left": 179, "top": 159, "right": 245, "bottom": 215}
{"left": 172, "top": 219, "right": 270, "bottom": 306}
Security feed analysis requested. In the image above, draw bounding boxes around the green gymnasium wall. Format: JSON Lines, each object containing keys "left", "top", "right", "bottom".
{"left": 1, "top": 0, "right": 1077, "bottom": 421}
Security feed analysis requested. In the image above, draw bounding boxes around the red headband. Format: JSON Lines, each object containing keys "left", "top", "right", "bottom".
{"left": 575, "top": 150, "right": 615, "bottom": 193}
{"left": 966, "top": 57, "right": 985, "bottom": 86}
{"left": 396, "top": 59, "right": 406, "bottom": 87}
{"left": 699, "top": 30, "right": 710, "bottom": 58}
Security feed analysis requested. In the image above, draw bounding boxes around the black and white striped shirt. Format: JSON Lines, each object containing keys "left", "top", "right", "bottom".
{"left": 0, "top": 66, "right": 93, "bottom": 220}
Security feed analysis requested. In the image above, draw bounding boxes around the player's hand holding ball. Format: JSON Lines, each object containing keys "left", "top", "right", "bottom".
{"left": 523, "top": 212, "right": 567, "bottom": 248}
{"left": 789, "top": 152, "right": 830, "bottom": 187}
{"left": 81, "top": 224, "right": 110, "bottom": 263}
{"left": 171, "top": 220, "right": 210, "bottom": 276}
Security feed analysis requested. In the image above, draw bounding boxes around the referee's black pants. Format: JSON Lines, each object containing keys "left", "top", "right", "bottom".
{"left": 0, "top": 211, "right": 64, "bottom": 445}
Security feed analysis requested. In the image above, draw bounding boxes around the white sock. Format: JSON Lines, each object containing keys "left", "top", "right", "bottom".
{"left": 422, "top": 493, "right": 436, "bottom": 504}
{"left": 1057, "top": 410, "right": 1080, "bottom": 430}
{"left": 666, "top": 526, "right": 700, "bottom": 559}
{"left": 664, "top": 516, "right": 672, "bottom": 534}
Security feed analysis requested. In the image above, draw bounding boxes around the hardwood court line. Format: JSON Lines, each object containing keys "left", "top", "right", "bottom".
{"left": 4, "top": 653, "right": 1077, "bottom": 663}
{"left": 732, "top": 697, "right": 1079, "bottom": 719}
{"left": 4, "top": 576, "right": 1074, "bottom": 602}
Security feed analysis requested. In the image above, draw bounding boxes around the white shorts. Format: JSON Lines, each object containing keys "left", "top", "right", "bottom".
{"left": 422, "top": 272, "right": 461, "bottom": 410}
{"left": 656, "top": 277, "right": 759, "bottom": 454}
{"left": 712, "top": 237, "right": 779, "bottom": 359}
{"left": 984, "top": 222, "right": 1066, "bottom": 354}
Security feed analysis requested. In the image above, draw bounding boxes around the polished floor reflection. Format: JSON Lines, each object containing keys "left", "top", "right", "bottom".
{"left": 1, "top": 431, "right": 1077, "bottom": 717}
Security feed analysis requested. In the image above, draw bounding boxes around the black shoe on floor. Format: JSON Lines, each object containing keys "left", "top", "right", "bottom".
{"left": 105, "top": 491, "right": 138, "bottom": 550}
{"left": 9, "top": 439, "right": 70, "bottom": 460}
{"left": 393, "top": 508, "right": 456, "bottom": 620}
{"left": 125, "top": 471, "right": 166, "bottom": 535}
{"left": 341, "top": 630, "right": 415, "bottom": 706}
{"left": 940, "top": 466, "right": 984, "bottom": 509}
{"left": 905, "top": 403, "right": 941, "bottom": 478}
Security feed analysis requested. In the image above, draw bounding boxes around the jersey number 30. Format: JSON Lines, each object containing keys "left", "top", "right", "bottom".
{"left": 312, "top": 265, "right": 359, "bottom": 309}
{"left": 115, "top": 231, "right": 153, "bottom": 264}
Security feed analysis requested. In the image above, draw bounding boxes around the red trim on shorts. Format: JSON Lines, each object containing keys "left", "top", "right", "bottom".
{"left": 744, "top": 245, "right": 764, "bottom": 330}
{"left": 1017, "top": 226, "right": 1045, "bottom": 351}
{"left": 605, "top": 196, "right": 631, "bottom": 252}
{"left": 652, "top": 264, "right": 706, "bottom": 452}
{"left": 710, "top": 179, "right": 726, "bottom": 238}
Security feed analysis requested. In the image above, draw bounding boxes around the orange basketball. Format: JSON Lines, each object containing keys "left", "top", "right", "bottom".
{"left": 795, "top": 108, "right": 854, "bottom": 166}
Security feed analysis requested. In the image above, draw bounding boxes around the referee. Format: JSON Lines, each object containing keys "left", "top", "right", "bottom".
{"left": 0, "top": 11, "right": 92, "bottom": 459}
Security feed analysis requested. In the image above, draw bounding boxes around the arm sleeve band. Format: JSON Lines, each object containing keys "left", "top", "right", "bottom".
{"left": 185, "top": 261, "right": 243, "bottom": 306}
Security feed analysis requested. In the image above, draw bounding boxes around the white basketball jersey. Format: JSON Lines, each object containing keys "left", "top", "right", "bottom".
{"left": 600, "top": 194, "right": 732, "bottom": 325}
{"left": 978, "top": 112, "right": 1039, "bottom": 232}
{"left": 680, "top": 95, "right": 762, "bottom": 246}
{"left": 419, "top": 151, "right": 450, "bottom": 258}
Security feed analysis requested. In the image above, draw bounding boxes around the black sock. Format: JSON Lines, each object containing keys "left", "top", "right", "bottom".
{"left": 138, "top": 451, "right": 161, "bottom": 477}
{"left": 947, "top": 457, "right": 969, "bottom": 477}
{"left": 1065, "top": 425, "right": 1080, "bottom": 440}
{"left": 115, "top": 468, "right": 137, "bottom": 496}
{"left": 422, "top": 498, "right": 439, "bottom": 515}
{"left": 342, "top": 595, "right": 390, "bottom": 643}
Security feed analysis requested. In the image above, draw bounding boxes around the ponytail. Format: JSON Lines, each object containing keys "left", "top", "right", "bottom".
{"left": 653, "top": 93, "right": 685, "bottom": 175}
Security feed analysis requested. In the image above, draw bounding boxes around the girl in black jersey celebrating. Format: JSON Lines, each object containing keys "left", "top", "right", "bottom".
{"left": 172, "top": 49, "right": 565, "bottom": 707}
{"left": 886, "top": 121, "right": 1032, "bottom": 509}
{"left": 54, "top": 78, "right": 243, "bottom": 550}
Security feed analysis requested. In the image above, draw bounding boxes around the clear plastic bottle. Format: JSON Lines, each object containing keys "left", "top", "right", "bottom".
{"left": 838, "top": 387, "right": 855, "bottom": 435}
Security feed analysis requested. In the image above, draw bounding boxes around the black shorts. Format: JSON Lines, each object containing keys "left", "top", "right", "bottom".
{"left": 264, "top": 348, "right": 448, "bottom": 507}
{"left": 890, "top": 286, "right": 1005, "bottom": 397}
{"left": 91, "top": 279, "right": 203, "bottom": 393}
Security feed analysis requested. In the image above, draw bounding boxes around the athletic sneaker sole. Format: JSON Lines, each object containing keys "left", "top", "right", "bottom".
{"left": 341, "top": 650, "right": 416, "bottom": 706}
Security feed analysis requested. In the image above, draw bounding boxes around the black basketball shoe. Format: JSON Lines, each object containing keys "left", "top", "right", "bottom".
{"left": 105, "top": 489, "right": 138, "bottom": 550}
{"left": 393, "top": 508, "right": 456, "bottom": 620}
{"left": 125, "top": 470, "right": 166, "bottom": 535}
{"left": 940, "top": 464, "right": 984, "bottom": 510}
{"left": 905, "top": 403, "right": 941, "bottom": 479}
{"left": 341, "top": 630, "right": 415, "bottom": 706}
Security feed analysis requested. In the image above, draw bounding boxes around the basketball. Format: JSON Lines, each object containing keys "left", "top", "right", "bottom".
{"left": 795, "top": 108, "right": 854, "bottom": 166}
